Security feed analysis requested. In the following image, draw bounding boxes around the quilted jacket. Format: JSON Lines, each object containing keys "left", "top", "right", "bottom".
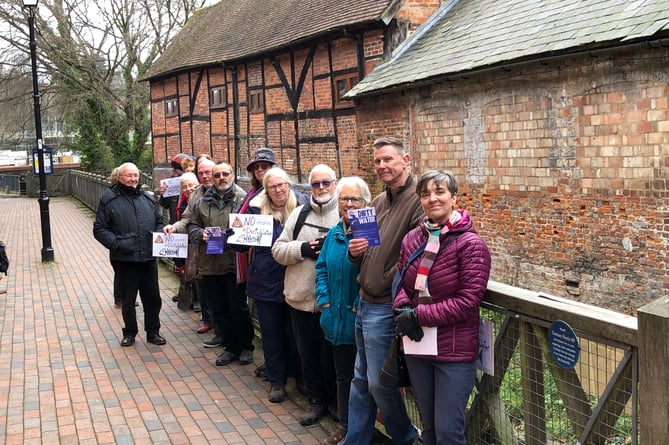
{"left": 393, "top": 210, "right": 491, "bottom": 362}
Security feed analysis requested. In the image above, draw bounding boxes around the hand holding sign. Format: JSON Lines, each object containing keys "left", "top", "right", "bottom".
{"left": 227, "top": 214, "right": 274, "bottom": 247}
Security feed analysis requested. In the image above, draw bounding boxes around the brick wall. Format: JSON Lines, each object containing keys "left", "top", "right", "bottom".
{"left": 150, "top": 28, "right": 386, "bottom": 184}
{"left": 354, "top": 48, "right": 669, "bottom": 312}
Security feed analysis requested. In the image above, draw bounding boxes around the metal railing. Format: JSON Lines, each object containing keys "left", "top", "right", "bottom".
{"left": 68, "top": 170, "right": 155, "bottom": 212}
{"left": 0, "top": 174, "right": 22, "bottom": 194}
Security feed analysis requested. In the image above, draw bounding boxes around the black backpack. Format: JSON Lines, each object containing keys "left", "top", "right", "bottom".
{"left": 0, "top": 241, "right": 8, "bottom": 275}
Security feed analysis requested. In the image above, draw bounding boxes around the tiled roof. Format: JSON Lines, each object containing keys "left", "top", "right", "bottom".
{"left": 347, "top": 0, "right": 669, "bottom": 97}
{"left": 143, "top": 0, "right": 393, "bottom": 80}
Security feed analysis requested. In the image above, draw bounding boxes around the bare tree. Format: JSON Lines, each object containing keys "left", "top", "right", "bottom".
{"left": 0, "top": 0, "right": 207, "bottom": 170}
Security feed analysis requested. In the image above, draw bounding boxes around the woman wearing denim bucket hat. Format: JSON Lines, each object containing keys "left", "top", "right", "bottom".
{"left": 236, "top": 148, "right": 302, "bottom": 386}
{"left": 236, "top": 148, "right": 278, "bottom": 288}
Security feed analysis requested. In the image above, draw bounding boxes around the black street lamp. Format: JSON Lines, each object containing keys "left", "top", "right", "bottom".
{"left": 24, "top": 0, "right": 54, "bottom": 262}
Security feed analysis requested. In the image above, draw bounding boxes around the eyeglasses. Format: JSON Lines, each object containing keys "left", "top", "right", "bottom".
{"left": 213, "top": 171, "right": 232, "bottom": 179}
{"left": 253, "top": 162, "right": 272, "bottom": 171}
{"left": 267, "top": 182, "right": 289, "bottom": 191}
{"left": 121, "top": 173, "right": 139, "bottom": 178}
{"left": 311, "top": 180, "right": 335, "bottom": 189}
{"left": 339, "top": 196, "right": 364, "bottom": 204}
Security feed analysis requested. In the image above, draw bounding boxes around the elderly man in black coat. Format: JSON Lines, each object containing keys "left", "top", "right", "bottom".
{"left": 93, "top": 162, "right": 166, "bottom": 347}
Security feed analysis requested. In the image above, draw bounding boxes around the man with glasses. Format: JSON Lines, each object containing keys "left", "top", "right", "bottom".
{"left": 188, "top": 162, "right": 255, "bottom": 367}
{"left": 94, "top": 162, "right": 166, "bottom": 347}
{"left": 273, "top": 164, "right": 341, "bottom": 426}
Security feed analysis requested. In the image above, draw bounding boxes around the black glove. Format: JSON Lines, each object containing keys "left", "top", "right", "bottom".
{"left": 224, "top": 227, "right": 235, "bottom": 238}
{"left": 394, "top": 305, "right": 424, "bottom": 342}
{"left": 301, "top": 241, "right": 319, "bottom": 259}
{"left": 313, "top": 237, "right": 325, "bottom": 254}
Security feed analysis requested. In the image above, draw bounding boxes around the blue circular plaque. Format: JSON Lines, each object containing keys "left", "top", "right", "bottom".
{"left": 548, "top": 320, "right": 580, "bottom": 369}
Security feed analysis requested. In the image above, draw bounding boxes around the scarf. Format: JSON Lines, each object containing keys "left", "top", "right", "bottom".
{"left": 414, "top": 211, "right": 462, "bottom": 303}
{"left": 235, "top": 186, "right": 260, "bottom": 284}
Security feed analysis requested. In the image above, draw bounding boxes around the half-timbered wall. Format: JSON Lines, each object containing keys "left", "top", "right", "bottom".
{"left": 150, "top": 28, "right": 385, "bottom": 184}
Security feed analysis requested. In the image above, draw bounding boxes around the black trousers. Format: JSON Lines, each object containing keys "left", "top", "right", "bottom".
{"left": 201, "top": 274, "right": 254, "bottom": 355}
{"left": 111, "top": 260, "right": 162, "bottom": 337}
{"left": 290, "top": 307, "right": 336, "bottom": 407}
{"left": 332, "top": 343, "right": 356, "bottom": 428}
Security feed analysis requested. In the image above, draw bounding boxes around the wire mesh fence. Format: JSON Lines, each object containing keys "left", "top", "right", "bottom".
{"left": 463, "top": 305, "right": 637, "bottom": 445}
{"left": 399, "top": 300, "right": 638, "bottom": 445}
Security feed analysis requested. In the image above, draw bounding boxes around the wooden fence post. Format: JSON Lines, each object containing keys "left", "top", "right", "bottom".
{"left": 637, "top": 297, "right": 669, "bottom": 443}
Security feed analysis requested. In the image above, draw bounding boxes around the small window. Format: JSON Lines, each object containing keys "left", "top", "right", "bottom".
{"left": 165, "top": 99, "right": 178, "bottom": 117}
{"left": 210, "top": 87, "right": 226, "bottom": 109}
{"left": 334, "top": 73, "right": 358, "bottom": 107}
{"left": 249, "top": 91, "right": 264, "bottom": 113}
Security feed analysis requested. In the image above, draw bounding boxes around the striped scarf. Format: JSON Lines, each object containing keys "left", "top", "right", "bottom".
{"left": 414, "top": 211, "right": 462, "bottom": 303}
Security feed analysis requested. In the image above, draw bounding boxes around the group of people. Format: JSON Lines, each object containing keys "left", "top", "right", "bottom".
{"left": 93, "top": 136, "right": 492, "bottom": 445}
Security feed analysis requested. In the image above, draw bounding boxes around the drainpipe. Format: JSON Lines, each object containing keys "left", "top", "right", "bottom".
{"left": 228, "top": 65, "right": 241, "bottom": 178}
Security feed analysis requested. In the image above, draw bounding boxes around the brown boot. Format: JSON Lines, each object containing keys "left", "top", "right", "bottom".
{"left": 324, "top": 428, "right": 347, "bottom": 445}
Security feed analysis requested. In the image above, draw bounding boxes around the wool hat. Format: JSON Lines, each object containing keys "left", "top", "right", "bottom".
{"left": 171, "top": 154, "right": 188, "bottom": 171}
{"left": 246, "top": 148, "right": 278, "bottom": 171}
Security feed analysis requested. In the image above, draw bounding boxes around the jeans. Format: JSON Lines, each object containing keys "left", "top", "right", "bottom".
{"left": 341, "top": 300, "right": 417, "bottom": 445}
{"left": 111, "top": 260, "right": 162, "bottom": 337}
{"left": 405, "top": 357, "right": 476, "bottom": 445}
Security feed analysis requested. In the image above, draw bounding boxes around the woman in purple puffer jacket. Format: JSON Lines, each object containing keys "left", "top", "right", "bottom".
{"left": 392, "top": 170, "right": 491, "bottom": 445}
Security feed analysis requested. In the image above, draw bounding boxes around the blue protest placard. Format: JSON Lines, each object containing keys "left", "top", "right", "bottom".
{"left": 205, "top": 226, "right": 224, "bottom": 254}
{"left": 348, "top": 207, "right": 380, "bottom": 246}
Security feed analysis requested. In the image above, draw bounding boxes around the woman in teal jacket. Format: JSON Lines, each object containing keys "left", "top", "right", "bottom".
{"left": 315, "top": 176, "right": 371, "bottom": 445}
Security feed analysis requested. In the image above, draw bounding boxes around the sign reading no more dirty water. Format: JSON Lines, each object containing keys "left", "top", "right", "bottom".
{"left": 548, "top": 320, "right": 580, "bottom": 369}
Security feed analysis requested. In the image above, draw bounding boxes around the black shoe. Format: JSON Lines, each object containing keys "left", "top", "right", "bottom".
{"left": 120, "top": 336, "right": 135, "bottom": 347}
{"left": 239, "top": 350, "right": 254, "bottom": 365}
{"left": 147, "top": 334, "right": 166, "bottom": 345}
{"left": 203, "top": 336, "right": 223, "bottom": 348}
{"left": 254, "top": 363, "right": 267, "bottom": 378}
{"left": 268, "top": 385, "right": 286, "bottom": 403}
{"left": 299, "top": 403, "right": 327, "bottom": 426}
{"left": 215, "top": 350, "right": 238, "bottom": 366}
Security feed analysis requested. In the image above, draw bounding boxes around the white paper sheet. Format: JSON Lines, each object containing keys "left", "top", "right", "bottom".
{"left": 402, "top": 326, "right": 438, "bottom": 355}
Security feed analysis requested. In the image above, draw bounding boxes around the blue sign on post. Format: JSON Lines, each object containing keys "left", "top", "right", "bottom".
{"left": 548, "top": 320, "right": 580, "bottom": 369}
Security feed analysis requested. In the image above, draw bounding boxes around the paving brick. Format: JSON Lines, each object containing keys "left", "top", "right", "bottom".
{"left": 0, "top": 196, "right": 335, "bottom": 444}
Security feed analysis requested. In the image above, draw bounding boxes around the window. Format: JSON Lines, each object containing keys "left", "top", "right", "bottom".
{"left": 334, "top": 73, "right": 358, "bottom": 107}
{"left": 249, "top": 91, "right": 264, "bottom": 113}
{"left": 165, "top": 99, "right": 178, "bottom": 117}
{"left": 210, "top": 87, "right": 226, "bottom": 109}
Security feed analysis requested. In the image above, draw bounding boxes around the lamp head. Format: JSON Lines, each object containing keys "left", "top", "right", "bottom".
{"left": 23, "top": 0, "right": 39, "bottom": 6}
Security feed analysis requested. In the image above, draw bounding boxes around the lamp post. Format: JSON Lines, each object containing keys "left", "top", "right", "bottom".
{"left": 24, "top": 0, "right": 54, "bottom": 262}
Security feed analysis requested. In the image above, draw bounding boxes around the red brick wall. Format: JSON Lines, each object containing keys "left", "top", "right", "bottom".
{"left": 354, "top": 49, "right": 669, "bottom": 312}
{"left": 150, "top": 28, "right": 386, "bottom": 183}
{"left": 396, "top": 0, "right": 443, "bottom": 28}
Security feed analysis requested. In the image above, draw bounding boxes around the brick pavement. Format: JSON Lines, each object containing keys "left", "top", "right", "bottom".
{"left": 0, "top": 195, "right": 336, "bottom": 445}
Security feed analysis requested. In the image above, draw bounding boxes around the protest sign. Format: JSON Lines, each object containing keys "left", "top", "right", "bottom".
{"left": 160, "top": 177, "right": 182, "bottom": 197}
{"left": 152, "top": 232, "right": 188, "bottom": 258}
{"left": 227, "top": 213, "right": 274, "bottom": 247}
{"left": 348, "top": 207, "right": 380, "bottom": 246}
